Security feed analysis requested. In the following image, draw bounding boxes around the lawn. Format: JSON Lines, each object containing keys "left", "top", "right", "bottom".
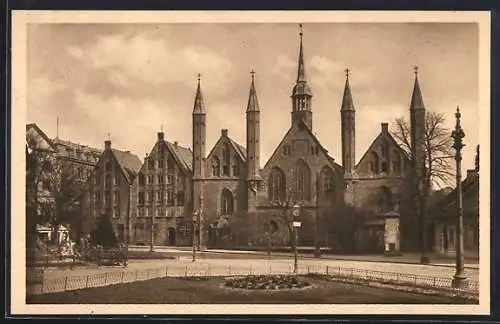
{"left": 27, "top": 276, "right": 475, "bottom": 304}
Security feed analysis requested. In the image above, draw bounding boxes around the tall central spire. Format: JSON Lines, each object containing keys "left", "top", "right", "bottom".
{"left": 291, "top": 23, "right": 313, "bottom": 130}
{"left": 297, "top": 23, "right": 306, "bottom": 82}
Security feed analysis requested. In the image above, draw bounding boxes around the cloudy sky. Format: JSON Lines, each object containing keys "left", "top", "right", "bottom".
{"left": 27, "top": 22, "right": 479, "bottom": 174}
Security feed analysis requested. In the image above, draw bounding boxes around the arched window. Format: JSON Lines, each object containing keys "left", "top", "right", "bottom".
{"left": 268, "top": 167, "right": 286, "bottom": 202}
{"left": 381, "top": 139, "right": 390, "bottom": 158}
{"left": 232, "top": 158, "right": 240, "bottom": 177}
{"left": 222, "top": 143, "right": 230, "bottom": 176}
{"left": 392, "top": 151, "right": 401, "bottom": 174}
{"left": 212, "top": 156, "right": 220, "bottom": 177}
{"left": 371, "top": 151, "right": 380, "bottom": 174}
{"left": 378, "top": 186, "right": 393, "bottom": 213}
{"left": 138, "top": 173, "right": 145, "bottom": 186}
{"left": 320, "top": 166, "right": 335, "bottom": 195}
{"left": 220, "top": 189, "right": 234, "bottom": 216}
{"left": 296, "top": 159, "right": 311, "bottom": 201}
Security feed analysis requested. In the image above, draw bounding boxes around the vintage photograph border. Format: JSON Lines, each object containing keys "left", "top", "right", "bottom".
{"left": 4, "top": 6, "right": 497, "bottom": 319}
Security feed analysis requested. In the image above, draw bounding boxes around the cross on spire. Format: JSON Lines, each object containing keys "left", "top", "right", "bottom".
{"left": 345, "top": 68, "right": 350, "bottom": 79}
{"left": 299, "top": 23, "right": 303, "bottom": 36}
{"left": 107, "top": 132, "right": 111, "bottom": 141}
{"left": 197, "top": 73, "right": 201, "bottom": 83}
{"left": 414, "top": 66, "right": 419, "bottom": 76}
{"left": 250, "top": 69, "right": 256, "bottom": 80}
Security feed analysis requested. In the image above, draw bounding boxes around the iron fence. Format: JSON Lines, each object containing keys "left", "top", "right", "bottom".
{"left": 27, "top": 262, "right": 479, "bottom": 299}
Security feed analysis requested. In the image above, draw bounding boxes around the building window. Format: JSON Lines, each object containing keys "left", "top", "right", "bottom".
{"left": 232, "top": 161, "right": 240, "bottom": 177}
{"left": 147, "top": 207, "right": 153, "bottom": 218}
{"left": 220, "top": 189, "right": 234, "bottom": 216}
{"left": 157, "top": 207, "right": 164, "bottom": 217}
{"left": 148, "top": 175, "right": 154, "bottom": 185}
{"left": 113, "top": 206, "right": 120, "bottom": 218}
{"left": 212, "top": 156, "right": 221, "bottom": 176}
{"left": 138, "top": 192, "right": 145, "bottom": 205}
{"left": 177, "top": 191, "right": 184, "bottom": 206}
{"left": 158, "top": 175, "right": 164, "bottom": 184}
{"left": 148, "top": 158, "right": 155, "bottom": 170}
{"left": 105, "top": 191, "right": 111, "bottom": 209}
{"left": 158, "top": 159, "right": 164, "bottom": 169}
{"left": 296, "top": 159, "right": 311, "bottom": 201}
{"left": 222, "top": 143, "right": 230, "bottom": 176}
{"left": 283, "top": 146, "right": 291, "bottom": 156}
{"left": 392, "top": 151, "right": 401, "bottom": 174}
{"left": 167, "top": 174, "right": 174, "bottom": 184}
{"left": 137, "top": 207, "right": 145, "bottom": 218}
{"left": 114, "top": 174, "right": 120, "bottom": 185}
{"left": 147, "top": 191, "right": 154, "bottom": 203}
{"left": 167, "top": 190, "right": 174, "bottom": 206}
{"left": 157, "top": 191, "right": 163, "bottom": 203}
{"left": 139, "top": 173, "right": 145, "bottom": 186}
{"left": 381, "top": 139, "right": 390, "bottom": 159}
{"left": 167, "top": 155, "right": 175, "bottom": 172}
{"left": 105, "top": 174, "right": 111, "bottom": 189}
{"left": 113, "top": 191, "right": 120, "bottom": 205}
{"left": 370, "top": 151, "right": 380, "bottom": 174}
{"left": 268, "top": 167, "right": 286, "bottom": 202}
{"left": 381, "top": 162, "right": 388, "bottom": 173}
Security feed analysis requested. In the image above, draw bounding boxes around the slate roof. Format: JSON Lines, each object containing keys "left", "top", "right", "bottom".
{"left": 111, "top": 148, "right": 142, "bottom": 184}
{"left": 165, "top": 141, "right": 193, "bottom": 173}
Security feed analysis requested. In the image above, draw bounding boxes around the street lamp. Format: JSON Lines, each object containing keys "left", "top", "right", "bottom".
{"left": 292, "top": 203, "right": 301, "bottom": 274}
{"left": 451, "top": 106, "right": 468, "bottom": 288}
{"left": 192, "top": 211, "right": 199, "bottom": 262}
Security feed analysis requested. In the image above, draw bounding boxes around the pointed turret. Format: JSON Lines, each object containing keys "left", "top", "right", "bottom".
{"left": 291, "top": 24, "right": 313, "bottom": 130}
{"left": 410, "top": 67, "right": 425, "bottom": 111}
{"left": 193, "top": 73, "right": 205, "bottom": 114}
{"left": 341, "top": 68, "right": 355, "bottom": 112}
{"left": 246, "top": 70, "right": 262, "bottom": 213}
{"left": 341, "top": 68, "right": 356, "bottom": 180}
{"left": 192, "top": 73, "right": 207, "bottom": 248}
{"left": 246, "top": 70, "right": 260, "bottom": 112}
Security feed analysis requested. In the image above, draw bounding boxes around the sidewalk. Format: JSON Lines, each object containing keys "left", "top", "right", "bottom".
{"left": 128, "top": 245, "right": 479, "bottom": 270}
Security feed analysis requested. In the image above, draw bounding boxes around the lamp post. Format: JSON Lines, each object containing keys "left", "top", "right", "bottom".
{"left": 451, "top": 106, "right": 468, "bottom": 288}
{"left": 292, "top": 203, "right": 301, "bottom": 274}
{"left": 192, "top": 211, "right": 199, "bottom": 262}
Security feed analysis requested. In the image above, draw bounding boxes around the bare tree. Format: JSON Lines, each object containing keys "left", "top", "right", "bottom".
{"left": 392, "top": 111, "right": 454, "bottom": 189}
{"left": 392, "top": 111, "right": 454, "bottom": 261}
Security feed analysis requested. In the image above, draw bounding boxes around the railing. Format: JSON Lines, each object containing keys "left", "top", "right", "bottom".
{"left": 27, "top": 263, "right": 479, "bottom": 300}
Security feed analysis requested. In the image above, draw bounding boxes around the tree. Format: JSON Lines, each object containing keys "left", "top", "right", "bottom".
{"left": 90, "top": 213, "right": 118, "bottom": 248}
{"left": 392, "top": 111, "right": 454, "bottom": 189}
{"left": 392, "top": 111, "right": 454, "bottom": 261}
{"left": 326, "top": 204, "right": 373, "bottom": 253}
{"left": 26, "top": 131, "right": 82, "bottom": 246}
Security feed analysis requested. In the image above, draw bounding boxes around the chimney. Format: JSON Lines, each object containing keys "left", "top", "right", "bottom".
{"left": 467, "top": 169, "right": 474, "bottom": 178}
{"left": 104, "top": 140, "right": 111, "bottom": 150}
{"left": 157, "top": 132, "right": 165, "bottom": 141}
{"left": 221, "top": 129, "right": 228, "bottom": 136}
{"left": 381, "top": 122, "right": 389, "bottom": 133}
{"left": 174, "top": 141, "right": 178, "bottom": 148}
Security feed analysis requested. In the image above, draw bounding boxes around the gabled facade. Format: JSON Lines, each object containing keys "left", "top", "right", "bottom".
{"left": 130, "top": 132, "right": 193, "bottom": 246}
{"left": 80, "top": 140, "right": 142, "bottom": 242}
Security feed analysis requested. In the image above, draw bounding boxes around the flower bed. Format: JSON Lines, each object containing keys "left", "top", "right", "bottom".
{"left": 224, "top": 275, "right": 311, "bottom": 290}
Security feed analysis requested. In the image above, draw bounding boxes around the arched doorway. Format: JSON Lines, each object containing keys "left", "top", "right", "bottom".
{"left": 167, "top": 228, "right": 176, "bottom": 246}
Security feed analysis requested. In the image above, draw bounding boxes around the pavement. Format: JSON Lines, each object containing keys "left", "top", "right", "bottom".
{"left": 127, "top": 245, "right": 480, "bottom": 269}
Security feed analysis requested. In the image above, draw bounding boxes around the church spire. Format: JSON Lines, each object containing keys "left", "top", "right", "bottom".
{"left": 297, "top": 24, "right": 306, "bottom": 82}
{"left": 291, "top": 24, "right": 313, "bottom": 129}
{"left": 247, "top": 70, "right": 260, "bottom": 112}
{"left": 341, "top": 68, "right": 355, "bottom": 111}
{"left": 193, "top": 73, "right": 205, "bottom": 114}
{"left": 410, "top": 66, "right": 425, "bottom": 111}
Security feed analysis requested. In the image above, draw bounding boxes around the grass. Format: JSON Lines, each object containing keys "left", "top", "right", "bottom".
{"left": 27, "top": 276, "right": 475, "bottom": 304}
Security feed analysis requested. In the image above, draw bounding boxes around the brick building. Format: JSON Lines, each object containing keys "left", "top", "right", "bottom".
{"left": 80, "top": 140, "right": 142, "bottom": 242}
{"left": 75, "top": 26, "right": 438, "bottom": 253}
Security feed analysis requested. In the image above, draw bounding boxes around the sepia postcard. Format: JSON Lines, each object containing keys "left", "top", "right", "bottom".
{"left": 11, "top": 10, "right": 491, "bottom": 315}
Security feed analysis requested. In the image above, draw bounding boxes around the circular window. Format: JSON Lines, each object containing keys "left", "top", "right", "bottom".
{"left": 268, "top": 220, "right": 278, "bottom": 233}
